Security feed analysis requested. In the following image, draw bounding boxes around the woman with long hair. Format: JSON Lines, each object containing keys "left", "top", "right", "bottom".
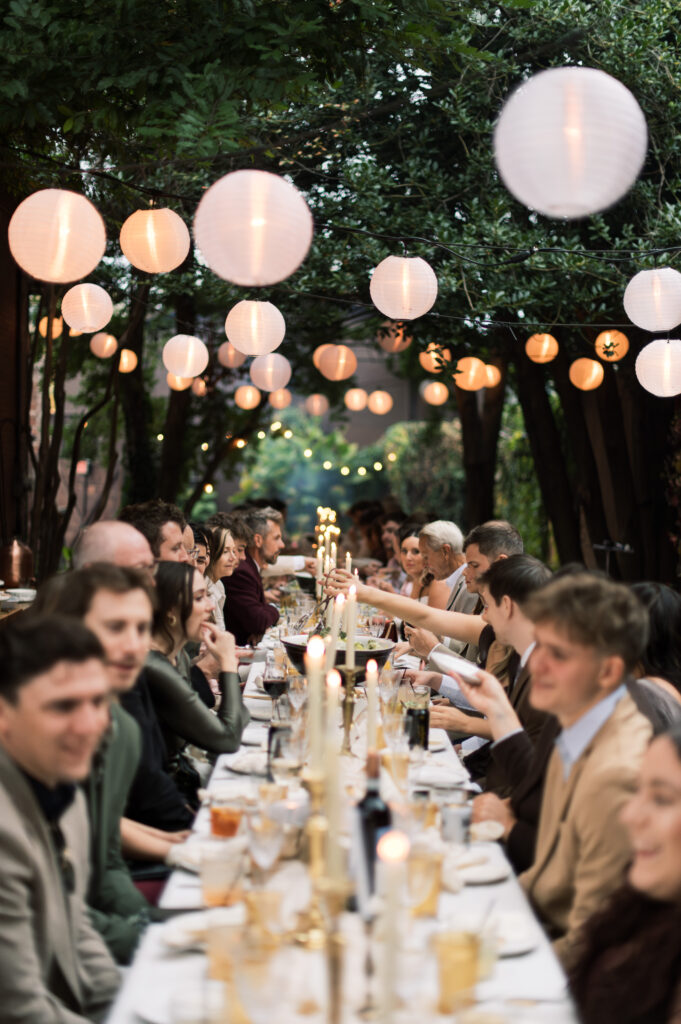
{"left": 205, "top": 525, "right": 239, "bottom": 630}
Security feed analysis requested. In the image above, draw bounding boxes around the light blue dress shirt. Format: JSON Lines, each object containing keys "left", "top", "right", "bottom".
{"left": 554, "top": 684, "right": 627, "bottom": 780}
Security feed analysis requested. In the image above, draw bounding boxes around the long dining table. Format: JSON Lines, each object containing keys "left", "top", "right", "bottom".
{"left": 105, "top": 653, "right": 579, "bottom": 1024}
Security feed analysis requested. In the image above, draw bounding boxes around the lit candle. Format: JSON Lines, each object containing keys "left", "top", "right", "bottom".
{"left": 377, "top": 830, "right": 410, "bottom": 1024}
{"left": 325, "top": 670, "right": 343, "bottom": 880}
{"left": 305, "top": 635, "right": 325, "bottom": 773}
{"left": 324, "top": 552, "right": 330, "bottom": 576}
{"left": 345, "top": 550, "right": 352, "bottom": 573}
{"left": 316, "top": 547, "right": 324, "bottom": 599}
{"left": 325, "top": 593, "right": 345, "bottom": 673}
{"left": 345, "top": 584, "right": 357, "bottom": 669}
{"left": 330, "top": 540, "right": 337, "bottom": 568}
{"left": 365, "top": 659, "right": 378, "bottom": 752}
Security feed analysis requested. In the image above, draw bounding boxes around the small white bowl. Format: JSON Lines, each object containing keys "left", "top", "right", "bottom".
{"left": 7, "top": 588, "right": 36, "bottom": 602}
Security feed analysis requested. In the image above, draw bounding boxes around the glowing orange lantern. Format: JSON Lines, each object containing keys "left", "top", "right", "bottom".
{"left": 90, "top": 332, "right": 118, "bottom": 359}
{"left": 594, "top": 330, "right": 629, "bottom": 362}
{"left": 377, "top": 320, "right": 412, "bottom": 353}
{"left": 217, "top": 341, "right": 246, "bottom": 369}
{"left": 118, "top": 349, "right": 138, "bottom": 373}
{"left": 120, "top": 208, "right": 190, "bottom": 273}
{"left": 367, "top": 390, "right": 393, "bottom": 414}
{"left": 167, "top": 373, "right": 193, "bottom": 391}
{"left": 234, "top": 384, "right": 262, "bottom": 410}
{"left": 269, "top": 388, "right": 292, "bottom": 410}
{"left": 318, "top": 344, "right": 357, "bottom": 381}
{"left": 454, "top": 357, "right": 488, "bottom": 391}
{"left": 344, "top": 388, "right": 368, "bottom": 411}
{"left": 305, "top": 394, "right": 329, "bottom": 416}
{"left": 525, "top": 333, "right": 559, "bottom": 363}
{"left": 418, "top": 343, "right": 451, "bottom": 374}
{"left": 569, "top": 358, "right": 604, "bottom": 390}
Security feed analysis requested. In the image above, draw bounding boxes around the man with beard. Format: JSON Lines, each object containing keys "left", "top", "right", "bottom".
{"left": 223, "top": 506, "right": 286, "bottom": 646}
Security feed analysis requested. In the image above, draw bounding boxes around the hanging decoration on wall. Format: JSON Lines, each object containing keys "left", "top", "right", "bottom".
{"left": 344, "top": 387, "right": 368, "bottom": 411}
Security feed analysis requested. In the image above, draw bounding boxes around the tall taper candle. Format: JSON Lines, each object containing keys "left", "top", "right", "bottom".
{"left": 377, "top": 830, "right": 410, "bottom": 1024}
{"left": 325, "top": 670, "right": 343, "bottom": 880}
{"left": 365, "top": 658, "right": 378, "bottom": 752}
{"left": 325, "top": 593, "right": 345, "bottom": 673}
{"left": 305, "top": 635, "right": 325, "bottom": 774}
{"left": 345, "top": 584, "right": 357, "bottom": 669}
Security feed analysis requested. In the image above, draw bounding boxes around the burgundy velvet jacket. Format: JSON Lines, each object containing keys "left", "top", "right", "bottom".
{"left": 222, "top": 552, "right": 279, "bottom": 646}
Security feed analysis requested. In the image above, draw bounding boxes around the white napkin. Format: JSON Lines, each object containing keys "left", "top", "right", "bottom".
{"left": 227, "top": 750, "right": 269, "bottom": 776}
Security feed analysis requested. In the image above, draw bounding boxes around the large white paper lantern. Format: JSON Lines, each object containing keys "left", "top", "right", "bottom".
{"left": 635, "top": 339, "right": 681, "bottom": 397}
{"left": 569, "top": 357, "right": 604, "bottom": 391}
{"left": 525, "top": 333, "right": 559, "bottom": 363}
{"left": 305, "top": 394, "right": 329, "bottom": 416}
{"left": 595, "top": 330, "right": 629, "bottom": 362}
{"left": 193, "top": 169, "right": 314, "bottom": 286}
{"left": 313, "top": 343, "right": 333, "bottom": 370}
{"left": 370, "top": 256, "right": 438, "bottom": 319}
{"left": 318, "top": 344, "right": 357, "bottom": 381}
{"left": 8, "top": 189, "right": 106, "bottom": 283}
{"left": 250, "top": 352, "right": 291, "bottom": 392}
{"left": 38, "top": 315, "right": 63, "bottom": 338}
{"left": 234, "top": 384, "right": 262, "bottom": 409}
{"left": 269, "top": 388, "right": 292, "bottom": 409}
{"left": 454, "top": 356, "right": 488, "bottom": 391}
{"left": 192, "top": 378, "right": 208, "bottom": 397}
{"left": 120, "top": 208, "right": 190, "bottom": 273}
{"left": 225, "top": 300, "right": 285, "bottom": 356}
{"left": 118, "top": 349, "right": 138, "bottom": 373}
{"left": 494, "top": 67, "right": 647, "bottom": 218}
{"left": 344, "top": 387, "right": 368, "bottom": 411}
{"left": 167, "top": 373, "right": 192, "bottom": 391}
{"left": 418, "top": 343, "right": 451, "bottom": 374}
{"left": 377, "top": 320, "right": 412, "bottom": 353}
{"left": 62, "top": 283, "right": 113, "bottom": 333}
{"left": 623, "top": 268, "right": 681, "bottom": 332}
{"left": 217, "top": 341, "right": 246, "bottom": 369}
{"left": 421, "top": 380, "right": 449, "bottom": 405}
{"left": 90, "top": 332, "right": 118, "bottom": 359}
{"left": 367, "top": 390, "right": 393, "bottom": 415}
{"left": 163, "top": 334, "right": 209, "bottom": 378}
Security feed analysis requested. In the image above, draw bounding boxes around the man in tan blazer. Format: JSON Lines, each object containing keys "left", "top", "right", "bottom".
{"left": 519, "top": 573, "right": 652, "bottom": 969}
{"left": 0, "top": 614, "right": 120, "bottom": 1022}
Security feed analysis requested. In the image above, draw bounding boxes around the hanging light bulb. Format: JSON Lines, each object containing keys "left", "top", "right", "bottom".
{"left": 163, "top": 335, "right": 209, "bottom": 378}
{"left": 569, "top": 357, "right": 604, "bottom": 390}
{"left": 594, "top": 330, "right": 629, "bottom": 362}
{"left": 217, "top": 341, "right": 246, "bottom": 369}
{"left": 119, "top": 207, "right": 190, "bottom": 273}
{"left": 249, "top": 352, "right": 291, "bottom": 392}
{"left": 635, "top": 338, "right": 681, "bottom": 397}
{"left": 62, "top": 283, "right": 113, "bottom": 333}
{"left": 370, "top": 256, "right": 438, "bottom": 319}
{"left": 90, "top": 332, "right": 118, "bottom": 359}
{"left": 8, "top": 188, "right": 106, "bottom": 283}
{"left": 418, "top": 343, "right": 452, "bottom": 374}
{"left": 224, "top": 300, "right": 286, "bottom": 355}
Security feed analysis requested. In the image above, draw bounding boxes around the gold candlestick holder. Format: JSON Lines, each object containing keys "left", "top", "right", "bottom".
{"left": 296, "top": 771, "right": 328, "bottom": 950}
{"left": 317, "top": 877, "right": 354, "bottom": 1024}
{"left": 337, "top": 664, "right": 362, "bottom": 755}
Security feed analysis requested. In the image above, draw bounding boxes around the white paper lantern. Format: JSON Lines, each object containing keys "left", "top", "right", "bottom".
{"left": 269, "top": 388, "right": 292, "bottom": 409}
{"left": 191, "top": 378, "right": 208, "bottom": 397}
{"left": 163, "top": 334, "right": 209, "bottom": 378}
{"left": 249, "top": 352, "right": 291, "bottom": 392}
{"left": 367, "top": 390, "right": 393, "bottom": 415}
{"left": 635, "top": 338, "right": 681, "bottom": 397}
{"left": 525, "top": 333, "right": 559, "bottom": 363}
{"left": 421, "top": 380, "right": 449, "bottom": 405}
{"left": 62, "top": 283, "right": 113, "bottom": 333}
{"left": 418, "top": 343, "right": 451, "bottom": 374}
{"left": 90, "top": 332, "right": 118, "bottom": 359}
{"left": 8, "top": 189, "right": 106, "bottom": 283}
{"left": 120, "top": 208, "right": 190, "bottom": 273}
{"left": 193, "top": 169, "right": 313, "bottom": 286}
{"left": 377, "top": 320, "right": 412, "bottom": 353}
{"left": 217, "top": 341, "right": 246, "bottom": 369}
{"left": 118, "top": 349, "right": 138, "bottom": 373}
{"left": 454, "top": 357, "right": 488, "bottom": 391}
{"left": 313, "top": 343, "right": 333, "bottom": 370}
{"left": 225, "top": 300, "right": 285, "bottom": 355}
{"left": 595, "top": 330, "right": 629, "bottom": 362}
{"left": 623, "top": 268, "right": 681, "bottom": 332}
{"left": 234, "top": 384, "right": 262, "bottom": 409}
{"left": 370, "top": 256, "right": 438, "bottom": 320}
{"left": 344, "top": 387, "right": 368, "bottom": 411}
{"left": 167, "top": 373, "right": 192, "bottom": 391}
{"left": 305, "top": 394, "right": 329, "bottom": 416}
{"left": 494, "top": 67, "right": 647, "bottom": 218}
{"left": 318, "top": 344, "right": 357, "bottom": 381}
{"left": 38, "top": 315, "right": 63, "bottom": 339}
{"left": 569, "top": 357, "right": 604, "bottom": 391}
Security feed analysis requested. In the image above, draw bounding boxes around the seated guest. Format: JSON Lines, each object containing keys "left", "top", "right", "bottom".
{"left": 205, "top": 525, "right": 239, "bottom": 631}
{"left": 118, "top": 498, "right": 188, "bottom": 563}
{"left": 72, "top": 519, "right": 155, "bottom": 577}
{"left": 143, "top": 562, "right": 249, "bottom": 766}
{"left": 570, "top": 724, "right": 681, "bottom": 1024}
{"left": 0, "top": 615, "right": 119, "bottom": 1021}
{"left": 630, "top": 582, "right": 681, "bottom": 711}
{"left": 398, "top": 522, "right": 450, "bottom": 606}
{"left": 223, "top": 506, "right": 285, "bottom": 646}
{"left": 188, "top": 522, "right": 211, "bottom": 575}
{"left": 206, "top": 511, "right": 252, "bottom": 562}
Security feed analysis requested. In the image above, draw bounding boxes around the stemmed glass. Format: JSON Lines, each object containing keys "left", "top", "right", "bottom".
{"left": 246, "top": 810, "right": 285, "bottom": 884}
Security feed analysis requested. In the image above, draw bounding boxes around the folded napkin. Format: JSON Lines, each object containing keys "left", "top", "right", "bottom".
{"left": 412, "top": 763, "right": 467, "bottom": 789}
{"left": 227, "top": 750, "right": 269, "bottom": 776}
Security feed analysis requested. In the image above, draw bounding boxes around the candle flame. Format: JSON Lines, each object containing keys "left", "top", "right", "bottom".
{"left": 366, "top": 659, "right": 377, "bottom": 674}
{"left": 336, "top": 593, "right": 346, "bottom": 608}
{"left": 377, "top": 829, "right": 410, "bottom": 863}
{"left": 326, "top": 669, "right": 342, "bottom": 690}
{"left": 306, "top": 635, "right": 325, "bottom": 659}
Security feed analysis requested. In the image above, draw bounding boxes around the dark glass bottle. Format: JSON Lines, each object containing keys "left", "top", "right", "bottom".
{"left": 357, "top": 751, "right": 392, "bottom": 892}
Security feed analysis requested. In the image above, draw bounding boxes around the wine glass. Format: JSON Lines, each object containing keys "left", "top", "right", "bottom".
{"left": 269, "top": 726, "right": 304, "bottom": 790}
{"left": 287, "top": 673, "right": 308, "bottom": 713}
{"left": 247, "top": 810, "right": 285, "bottom": 883}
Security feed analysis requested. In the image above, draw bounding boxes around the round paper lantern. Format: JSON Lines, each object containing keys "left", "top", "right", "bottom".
{"left": 623, "top": 268, "right": 681, "bottom": 332}
{"left": 421, "top": 380, "right": 449, "bottom": 405}
{"left": 454, "top": 356, "right": 488, "bottom": 391}
{"left": 163, "top": 334, "right": 209, "bottom": 378}
{"left": 569, "top": 357, "right": 604, "bottom": 391}
{"left": 118, "top": 349, "right": 138, "bottom": 373}
{"left": 484, "top": 364, "right": 502, "bottom": 387}
{"left": 191, "top": 378, "right": 207, "bottom": 397}
{"left": 217, "top": 341, "right": 246, "bottom": 369}
{"left": 367, "top": 390, "right": 393, "bottom": 415}
{"left": 318, "top": 344, "right": 357, "bottom": 381}
{"left": 234, "top": 384, "right": 262, "bottom": 410}
{"left": 595, "top": 330, "right": 629, "bottom": 362}
{"left": 418, "top": 343, "right": 452, "bottom": 374}
{"left": 225, "top": 300, "right": 286, "bottom": 356}
{"left": 370, "top": 256, "right": 438, "bottom": 320}
{"left": 313, "top": 343, "right": 333, "bottom": 370}
{"left": 62, "top": 283, "right": 113, "bottom": 333}
{"left": 69, "top": 328, "right": 83, "bottom": 337}
{"left": 193, "top": 169, "right": 314, "bottom": 286}
{"left": 119, "top": 208, "right": 190, "bottom": 273}
{"left": 377, "top": 320, "right": 412, "bottom": 353}
{"left": 344, "top": 387, "right": 368, "bottom": 411}
{"left": 249, "top": 352, "right": 291, "bottom": 392}
{"left": 494, "top": 67, "right": 647, "bottom": 219}
{"left": 38, "top": 315, "right": 63, "bottom": 338}
{"left": 525, "top": 333, "right": 559, "bottom": 363}
{"left": 90, "top": 332, "right": 118, "bottom": 359}
{"left": 167, "top": 373, "right": 192, "bottom": 391}
{"left": 305, "top": 394, "right": 329, "bottom": 416}
{"left": 635, "top": 339, "right": 681, "bottom": 397}
{"left": 8, "top": 189, "right": 106, "bottom": 283}
{"left": 268, "top": 388, "right": 292, "bottom": 410}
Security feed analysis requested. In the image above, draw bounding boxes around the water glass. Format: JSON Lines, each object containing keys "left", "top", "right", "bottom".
{"left": 432, "top": 930, "right": 480, "bottom": 1014}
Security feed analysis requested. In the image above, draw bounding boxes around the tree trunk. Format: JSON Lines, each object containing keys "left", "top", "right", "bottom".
{"left": 118, "top": 279, "right": 154, "bottom": 504}
{"left": 454, "top": 360, "right": 506, "bottom": 530}
{"left": 158, "top": 293, "right": 196, "bottom": 502}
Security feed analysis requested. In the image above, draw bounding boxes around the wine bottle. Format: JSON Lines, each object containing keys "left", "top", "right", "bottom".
{"left": 356, "top": 751, "right": 392, "bottom": 894}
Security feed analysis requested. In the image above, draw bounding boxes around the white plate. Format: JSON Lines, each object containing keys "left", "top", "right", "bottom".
{"left": 470, "top": 820, "right": 505, "bottom": 842}
{"left": 6, "top": 588, "right": 36, "bottom": 602}
{"left": 493, "top": 911, "right": 540, "bottom": 958}
{"left": 458, "top": 856, "right": 510, "bottom": 885}
{"left": 162, "top": 905, "right": 246, "bottom": 951}
{"left": 227, "top": 751, "right": 269, "bottom": 776}
{"left": 428, "top": 736, "right": 447, "bottom": 753}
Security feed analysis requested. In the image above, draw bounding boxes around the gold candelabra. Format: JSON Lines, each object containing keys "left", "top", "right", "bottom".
{"left": 337, "top": 664, "right": 362, "bottom": 755}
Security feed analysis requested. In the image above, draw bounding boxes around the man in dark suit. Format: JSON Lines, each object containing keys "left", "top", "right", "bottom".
{"left": 0, "top": 615, "right": 120, "bottom": 1022}
{"left": 223, "top": 506, "right": 285, "bottom": 646}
